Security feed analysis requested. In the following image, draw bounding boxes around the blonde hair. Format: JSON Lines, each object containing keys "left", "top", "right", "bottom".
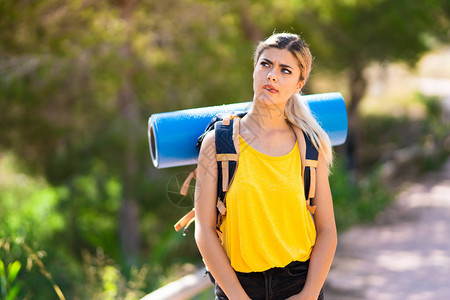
{"left": 254, "top": 33, "right": 333, "bottom": 169}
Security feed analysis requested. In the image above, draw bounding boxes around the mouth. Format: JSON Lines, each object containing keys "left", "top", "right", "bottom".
{"left": 263, "top": 84, "right": 278, "bottom": 94}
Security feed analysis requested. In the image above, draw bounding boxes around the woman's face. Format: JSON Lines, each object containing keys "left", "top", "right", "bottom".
{"left": 253, "top": 47, "right": 303, "bottom": 106}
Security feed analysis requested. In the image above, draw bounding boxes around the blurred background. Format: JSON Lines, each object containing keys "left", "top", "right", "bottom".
{"left": 0, "top": 0, "right": 449, "bottom": 299}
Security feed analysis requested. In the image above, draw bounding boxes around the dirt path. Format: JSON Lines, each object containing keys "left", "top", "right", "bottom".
{"left": 324, "top": 159, "right": 450, "bottom": 300}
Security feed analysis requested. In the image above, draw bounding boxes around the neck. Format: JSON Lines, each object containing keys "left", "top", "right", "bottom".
{"left": 242, "top": 100, "right": 291, "bottom": 135}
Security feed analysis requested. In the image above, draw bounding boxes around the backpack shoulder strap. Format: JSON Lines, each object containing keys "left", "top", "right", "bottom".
{"left": 174, "top": 114, "right": 242, "bottom": 235}
{"left": 302, "top": 131, "right": 319, "bottom": 214}
{"left": 214, "top": 115, "right": 240, "bottom": 232}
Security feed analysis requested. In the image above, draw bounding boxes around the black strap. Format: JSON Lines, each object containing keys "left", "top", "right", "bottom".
{"left": 303, "top": 132, "right": 319, "bottom": 202}
{"left": 214, "top": 112, "right": 246, "bottom": 202}
{"left": 215, "top": 119, "right": 318, "bottom": 213}
{"left": 215, "top": 118, "right": 238, "bottom": 204}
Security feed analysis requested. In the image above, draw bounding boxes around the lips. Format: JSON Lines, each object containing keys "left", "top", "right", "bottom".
{"left": 263, "top": 84, "right": 278, "bottom": 93}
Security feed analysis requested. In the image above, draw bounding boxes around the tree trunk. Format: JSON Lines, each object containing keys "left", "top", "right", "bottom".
{"left": 346, "top": 66, "right": 367, "bottom": 180}
{"left": 118, "top": 0, "right": 140, "bottom": 266}
{"left": 348, "top": 66, "right": 367, "bottom": 117}
{"left": 237, "top": 1, "right": 263, "bottom": 42}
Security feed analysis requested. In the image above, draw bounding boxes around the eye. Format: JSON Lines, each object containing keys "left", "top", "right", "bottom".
{"left": 282, "top": 68, "right": 292, "bottom": 74}
{"left": 260, "top": 61, "right": 270, "bottom": 67}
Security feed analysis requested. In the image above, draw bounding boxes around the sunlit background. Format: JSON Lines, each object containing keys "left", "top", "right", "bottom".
{"left": 0, "top": 1, "right": 449, "bottom": 299}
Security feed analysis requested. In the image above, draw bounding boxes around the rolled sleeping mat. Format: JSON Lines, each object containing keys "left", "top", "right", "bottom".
{"left": 149, "top": 92, "right": 347, "bottom": 169}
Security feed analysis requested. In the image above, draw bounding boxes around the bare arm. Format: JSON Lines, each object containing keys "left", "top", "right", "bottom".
{"left": 290, "top": 151, "right": 338, "bottom": 300}
{"left": 194, "top": 131, "right": 251, "bottom": 300}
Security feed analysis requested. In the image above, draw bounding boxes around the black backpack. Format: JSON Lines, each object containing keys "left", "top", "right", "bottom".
{"left": 174, "top": 112, "right": 319, "bottom": 238}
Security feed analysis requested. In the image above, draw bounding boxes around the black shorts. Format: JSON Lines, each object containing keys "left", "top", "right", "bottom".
{"left": 214, "top": 260, "right": 324, "bottom": 300}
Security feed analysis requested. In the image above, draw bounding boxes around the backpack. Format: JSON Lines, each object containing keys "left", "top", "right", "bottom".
{"left": 174, "top": 112, "right": 319, "bottom": 238}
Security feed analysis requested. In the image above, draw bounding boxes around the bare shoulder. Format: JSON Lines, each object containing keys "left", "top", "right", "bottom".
{"left": 196, "top": 130, "right": 218, "bottom": 200}
{"left": 199, "top": 130, "right": 216, "bottom": 156}
{"left": 195, "top": 130, "right": 218, "bottom": 227}
{"left": 198, "top": 130, "right": 217, "bottom": 172}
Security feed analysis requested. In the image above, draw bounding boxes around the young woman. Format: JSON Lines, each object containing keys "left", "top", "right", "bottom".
{"left": 194, "top": 32, "right": 337, "bottom": 300}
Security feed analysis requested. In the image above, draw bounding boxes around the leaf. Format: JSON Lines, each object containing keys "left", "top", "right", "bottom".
{"left": 7, "top": 261, "right": 21, "bottom": 284}
{"left": 0, "top": 260, "right": 5, "bottom": 278}
{"left": 53, "top": 284, "right": 66, "bottom": 300}
{"left": 0, "top": 261, "right": 6, "bottom": 300}
{"left": 6, "top": 285, "right": 20, "bottom": 300}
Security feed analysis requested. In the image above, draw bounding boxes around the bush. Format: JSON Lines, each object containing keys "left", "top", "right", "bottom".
{"left": 330, "top": 158, "right": 393, "bottom": 232}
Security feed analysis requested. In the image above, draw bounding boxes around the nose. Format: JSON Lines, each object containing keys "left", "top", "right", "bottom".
{"left": 267, "top": 70, "right": 277, "bottom": 82}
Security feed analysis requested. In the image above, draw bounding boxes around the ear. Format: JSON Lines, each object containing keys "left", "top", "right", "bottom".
{"left": 296, "top": 80, "right": 305, "bottom": 93}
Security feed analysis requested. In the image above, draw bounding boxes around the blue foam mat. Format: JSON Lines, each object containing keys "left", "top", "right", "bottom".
{"left": 148, "top": 92, "right": 347, "bottom": 168}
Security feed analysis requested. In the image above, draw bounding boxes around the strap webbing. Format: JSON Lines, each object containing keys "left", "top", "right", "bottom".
{"left": 302, "top": 132, "right": 319, "bottom": 213}
{"left": 214, "top": 116, "right": 241, "bottom": 234}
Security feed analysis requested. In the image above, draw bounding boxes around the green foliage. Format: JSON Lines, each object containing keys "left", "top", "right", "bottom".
{"left": 413, "top": 93, "right": 450, "bottom": 171}
{"left": 6, "top": 261, "right": 21, "bottom": 290}
{"left": 0, "top": 237, "right": 67, "bottom": 300}
{"left": 329, "top": 159, "right": 360, "bottom": 229}
{"left": 56, "top": 170, "right": 122, "bottom": 260}
{"left": 0, "top": 259, "right": 22, "bottom": 300}
{"left": 80, "top": 249, "right": 148, "bottom": 300}
{"left": 330, "top": 158, "right": 393, "bottom": 231}
{"left": 331, "top": 92, "right": 449, "bottom": 234}
{"left": 359, "top": 93, "right": 449, "bottom": 173}
{"left": 301, "top": 0, "right": 449, "bottom": 71}
{"left": 0, "top": 0, "right": 448, "bottom": 298}
{"left": 414, "top": 93, "right": 442, "bottom": 118}
{"left": 0, "top": 153, "right": 64, "bottom": 243}
{"left": 1, "top": 260, "right": 22, "bottom": 300}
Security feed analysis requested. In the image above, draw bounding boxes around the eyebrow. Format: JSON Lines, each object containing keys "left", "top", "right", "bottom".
{"left": 261, "top": 58, "right": 294, "bottom": 70}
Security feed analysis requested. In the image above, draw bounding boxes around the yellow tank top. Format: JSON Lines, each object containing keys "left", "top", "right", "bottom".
{"left": 220, "top": 135, "right": 316, "bottom": 273}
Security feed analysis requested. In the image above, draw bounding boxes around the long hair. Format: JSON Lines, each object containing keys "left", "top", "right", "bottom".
{"left": 254, "top": 33, "right": 333, "bottom": 169}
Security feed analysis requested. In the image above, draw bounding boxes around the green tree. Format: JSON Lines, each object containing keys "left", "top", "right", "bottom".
{"left": 0, "top": 0, "right": 258, "bottom": 274}
{"left": 234, "top": 0, "right": 449, "bottom": 172}
{"left": 2, "top": 0, "right": 448, "bottom": 296}
{"left": 301, "top": 0, "right": 449, "bottom": 172}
